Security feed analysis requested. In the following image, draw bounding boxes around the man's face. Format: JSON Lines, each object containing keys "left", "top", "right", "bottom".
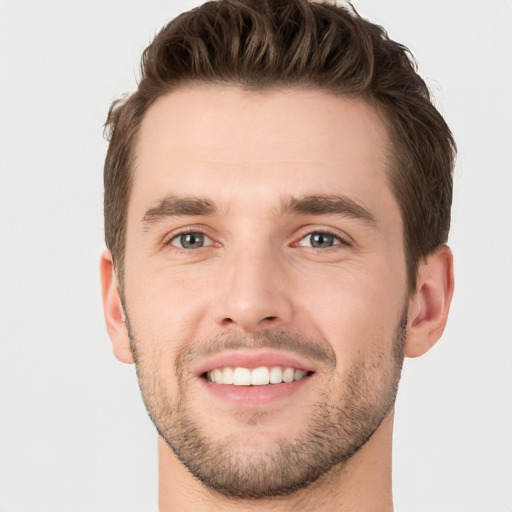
{"left": 122, "top": 86, "right": 409, "bottom": 498}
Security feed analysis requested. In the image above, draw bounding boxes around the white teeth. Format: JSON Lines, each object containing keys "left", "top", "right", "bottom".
{"left": 222, "top": 367, "right": 234, "bottom": 385}
{"left": 282, "top": 367, "right": 295, "bottom": 383}
{"left": 269, "top": 366, "right": 283, "bottom": 384}
{"left": 251, "top": 367, "right": 270, "bottom": 386}
{"left": 233, "top": 367, "right": 251, "bottom": 386}
{"left": 294, "top": 369, "right": 306, "bottom": 381}
{"left": 207, "top": 366, "right": 309, "bottom": 386}
{"left": 213, "top": 368, "right": 223, "bottom": 384}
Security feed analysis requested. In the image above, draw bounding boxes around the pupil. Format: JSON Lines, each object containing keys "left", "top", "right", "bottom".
{"left": 181, "top": 233, "right": 203, "bottom": 248}
{"left": 311, "top": 233, "right": 334, "bottom": 248}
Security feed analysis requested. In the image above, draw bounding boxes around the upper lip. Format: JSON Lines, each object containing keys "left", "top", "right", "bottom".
{"left": 193, "top": 350, "right": 317, "bottom": 377}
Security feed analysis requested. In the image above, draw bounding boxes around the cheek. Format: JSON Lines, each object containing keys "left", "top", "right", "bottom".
{"left": 292, "top": 263, "right": 406, "bottom": 359}
{"left": 124, "top": 262, "right": 213, "bottom": 350}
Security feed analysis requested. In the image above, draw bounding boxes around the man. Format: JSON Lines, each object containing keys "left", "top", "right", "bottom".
{"left": 100, "top": 0, "right": 455, "bottom": 510}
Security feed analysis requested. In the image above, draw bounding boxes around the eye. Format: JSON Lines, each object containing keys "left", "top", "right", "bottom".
{"left": 169, "top": 232, "right": 212, "bottom": 249}
{"left": 298, "top": 232, "right": 343, "bottom": 248}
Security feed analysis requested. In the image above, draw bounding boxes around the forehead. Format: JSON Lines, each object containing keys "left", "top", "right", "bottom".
{"left": 132, "top": 85, "right": 397, "bottom": 222}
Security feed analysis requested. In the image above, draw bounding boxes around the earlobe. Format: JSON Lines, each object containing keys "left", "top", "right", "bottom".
{"left": 99, "top": 250, "right": 134, "bottom": 364}
{"left": 405, "top": 245, "right": 454, "bottom": 358}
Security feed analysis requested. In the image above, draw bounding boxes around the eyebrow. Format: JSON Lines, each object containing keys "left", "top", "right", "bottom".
{"left": 141, "top": 193, "right": 376, "bottom": 227}
{"left": 279, "top": 194, "right": 377, "bottom": 225}
{"left": 142, "top": 195, "right": 217, "bottom": 227}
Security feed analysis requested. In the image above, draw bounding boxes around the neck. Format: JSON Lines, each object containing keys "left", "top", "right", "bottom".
{"left": 158, "top": 409, "right": 395, "bottom": 512}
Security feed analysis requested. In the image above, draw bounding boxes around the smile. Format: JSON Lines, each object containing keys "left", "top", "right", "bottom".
{"left": 195, "top": 350, "right": 317, "bottom": 404}
{"left": 206, "top": 366, "right": 311, "bottom": 386}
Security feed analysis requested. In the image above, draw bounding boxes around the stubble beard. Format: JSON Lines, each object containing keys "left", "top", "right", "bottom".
{"left": 126, "top": 310, "right": 407, "bottom": 500}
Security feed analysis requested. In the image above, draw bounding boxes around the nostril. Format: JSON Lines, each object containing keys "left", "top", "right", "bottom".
{"left": 219, "top": 315, "right": 281, "bottom": 329}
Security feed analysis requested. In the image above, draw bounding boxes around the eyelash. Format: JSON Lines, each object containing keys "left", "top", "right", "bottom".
{"left": 296, "top": 229, "right": 352, "bottom": 248}
{"left": 163, "top": 227, "right": 352, "bottom": 251}
{"left": 164, "top": 228, "right": 214, "bottom": 251}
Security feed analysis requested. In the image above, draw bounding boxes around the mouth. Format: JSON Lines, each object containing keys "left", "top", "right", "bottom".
{"left": 203, "top": 366, "right": 313, "bottom": 386}
{"left": 195, "top": 351, "right": 316, "bottom": 404}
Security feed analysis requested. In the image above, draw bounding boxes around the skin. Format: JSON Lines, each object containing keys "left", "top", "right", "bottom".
{"left": 101, "top": 86, "right": 454, "bottom": 511}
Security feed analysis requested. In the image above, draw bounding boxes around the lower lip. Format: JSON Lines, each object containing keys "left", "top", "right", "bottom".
{"left": 200, "top": 375, "right": 312, "bottom": 405}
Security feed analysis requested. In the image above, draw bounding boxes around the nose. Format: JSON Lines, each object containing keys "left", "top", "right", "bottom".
{"left": 213, "top": 246, "right": 294, "bottom": 333}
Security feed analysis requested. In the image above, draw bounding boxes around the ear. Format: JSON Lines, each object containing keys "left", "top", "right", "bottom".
{"left": 405, "top": 245, "right": 454, "bottom": 358}
{"left": 99, "top": 250, "right": 134, "bottom": 364}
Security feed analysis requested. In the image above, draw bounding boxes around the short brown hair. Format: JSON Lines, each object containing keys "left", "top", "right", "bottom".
{"left": 104, "top": 0, "right": 456, "bottom": 292}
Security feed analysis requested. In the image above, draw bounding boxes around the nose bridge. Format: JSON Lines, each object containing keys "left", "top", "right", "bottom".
{"left": 214, "top": 241, "right": 293, "bottom": 332}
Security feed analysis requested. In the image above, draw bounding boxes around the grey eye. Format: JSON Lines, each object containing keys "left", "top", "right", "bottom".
{"left": 170, "top": 232, "right": 210, "bottom": 249}
{"left": 300, "top": 232, "right": 340, "bottom": 248}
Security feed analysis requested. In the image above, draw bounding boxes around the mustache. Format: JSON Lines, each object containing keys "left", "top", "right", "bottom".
{"left": 176, "top": 330, "right": 336, "bottom": 371}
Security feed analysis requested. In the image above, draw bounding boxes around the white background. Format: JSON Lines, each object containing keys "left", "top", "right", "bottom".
{"left": 0, "top": 1, "right": 511, "bottom": 511}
